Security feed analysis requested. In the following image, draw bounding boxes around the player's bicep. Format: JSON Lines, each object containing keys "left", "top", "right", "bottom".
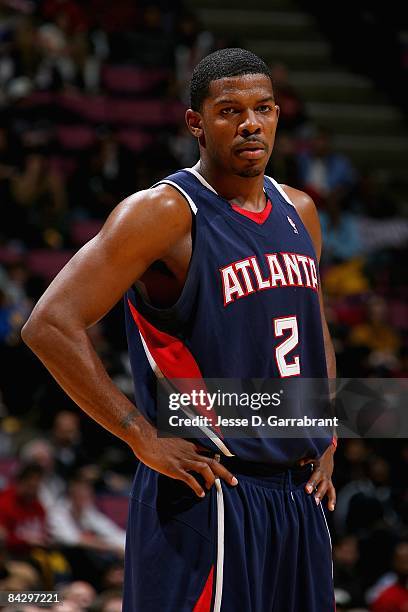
{"left": 29, "top": 187, "right": 190, "bottom": 329}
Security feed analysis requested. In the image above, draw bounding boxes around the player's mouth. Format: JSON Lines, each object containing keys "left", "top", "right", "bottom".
{"left": 235, "top": 143, "right": 266, "bottom": 160}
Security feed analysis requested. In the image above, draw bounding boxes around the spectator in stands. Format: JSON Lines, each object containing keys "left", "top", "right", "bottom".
{"left": 69, "top": 130, "right": 134, "bottom": 218}
{"left": 266, "top": 133, "right": 300, "bottom": 186}
{"left": 0, "top": 463, "right": 48, "bottom": 556}
{"left": 0, "top": 16, "right": 42, "bottom": 99}
{"left": 0, "top": 286, "right": 28, "bottom": 347}
{"left": 48, "top": 477, "right": 125, "bottom": 588}
{"left": 270, "top": 62, "right": 308, "bottom": 134}
{"left": 296, "top": 126, "right": 357, "bottom": 208}
{"left": 168, "top": 124, "right": 198, "bottom": 168}
{"left": 348, "top": 295, "right": 401, "bottom": 371}
{"left": 61, "top": 580, "right": 97, "bottom": 610}
{"left": 19, "top": 439, "right": 65, "bottom": 511}
{"left": 96, "top": 590, "right": 123, "bottom": 612}
{"left": 49, "top": 477, "right": 125, "bottom": 554}
{"left": 10, "top": 150, "right": 68, "bottom": 248}
{"left": 319, "top": 197, "right": 361, "bottom": 263}
{"left": 100, "top": 561, "right": 124, "bottom": 591}
{"left": 41, "top": 0, "right": 89, "bottom": 36}
{"left": 50, "top": 602, "right": 81, "bottom": 612}
{"left": 371, "top": 541, "right": 408, "bottom": 611}
{"left": 351, "top": 172, "right": 398, "bottom": 218}
{"left": 174, "top": 12, "right": 214, "bottom": 104}
{"left": 50, "top": 411, "right": 90, "bottom": 481}
{"left": 0, "top": 529, "right": 40, "bottom": 590}
{"left": 333, "top": 535, "right": 365, "bottom": 608}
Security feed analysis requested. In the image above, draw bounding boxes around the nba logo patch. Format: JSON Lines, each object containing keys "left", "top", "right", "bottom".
{"left": 287, "top": 216, "right": 299, "bottom": 234}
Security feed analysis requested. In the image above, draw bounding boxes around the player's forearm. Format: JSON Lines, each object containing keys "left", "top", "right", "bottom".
{"left": 21, "top": 314, "right": 147, "bottom": 450}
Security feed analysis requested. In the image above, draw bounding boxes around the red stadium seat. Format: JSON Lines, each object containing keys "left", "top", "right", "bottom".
{"left": 71, "top": 220, "right": 104, "bottom": 246}
{"left": 56, "top": 125, "right": 96, "bottom": 150}
{"left": 106, "top": 99, "right": 165, "bottom": 126}
{"left": 27, "top": 250, "right": 75, "bottom": 280}
{"left": 48, "top": 156, "right": 78, "bottom": 178}
{"left": 116, "top": 129, "right": 153, "bottom": 152}
{"left": 59, "top": 93, "right": 108, "bottom": 123}
{"left": 102, "top": 65, "right": 169, "bottom": 94}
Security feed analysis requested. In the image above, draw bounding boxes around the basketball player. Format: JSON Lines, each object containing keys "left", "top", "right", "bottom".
{"left": 22, "top": 48, "right": 337, "bottom": 611}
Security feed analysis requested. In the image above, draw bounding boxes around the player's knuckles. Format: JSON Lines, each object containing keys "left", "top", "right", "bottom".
{"left": 183, "top": 473, "right": 201, "bottom": 490}
{"left": 194, "top": 461, "right": 209, "bottom": 472}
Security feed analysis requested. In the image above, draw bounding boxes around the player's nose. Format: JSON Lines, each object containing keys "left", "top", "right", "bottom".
{"left": 238, "top": 109, "right": 262, "bottom": 137}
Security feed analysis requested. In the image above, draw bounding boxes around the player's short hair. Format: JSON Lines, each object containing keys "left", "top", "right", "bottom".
{"left": 190, "top": 47, "right": 272, "bottom": 111}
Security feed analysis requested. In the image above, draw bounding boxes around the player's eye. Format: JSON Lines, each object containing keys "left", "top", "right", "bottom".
{"left": 220, "top": 107, "right": 238, "bottom": 115}
{"left": 257, "top": 105, "right": 272, "bottom": 113}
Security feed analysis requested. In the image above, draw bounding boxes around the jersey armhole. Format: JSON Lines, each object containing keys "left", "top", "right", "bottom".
{"left": 264, "top": 175, "right": 296, "bottom": 209}
{"left": 265, "top": 174, "right": 319, "bottom": 261}
{"left": 153, "top": 179, "right": 197, "bottom": 249}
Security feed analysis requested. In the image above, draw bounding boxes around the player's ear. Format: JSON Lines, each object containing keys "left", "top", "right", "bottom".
{"left": 185, "top": 109, "right": 203, "bottom": 139}
{"left": 275, "top": 105, "right": 280, "bottom": 122}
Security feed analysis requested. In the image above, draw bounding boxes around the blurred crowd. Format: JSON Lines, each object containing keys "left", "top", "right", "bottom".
{"left": 0, "top": 0, "right": 407, "bottom": 611}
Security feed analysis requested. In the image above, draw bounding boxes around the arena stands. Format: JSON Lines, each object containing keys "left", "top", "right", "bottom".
{"left": 0, "top": 1, "right": 406, "bottom": 610}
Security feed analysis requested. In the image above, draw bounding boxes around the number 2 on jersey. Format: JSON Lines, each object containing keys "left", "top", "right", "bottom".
{"left": 273, "top": 315, "right": 301, "bottom": 377}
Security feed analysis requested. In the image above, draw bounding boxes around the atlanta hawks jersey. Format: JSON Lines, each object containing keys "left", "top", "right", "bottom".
{"left": 124, "top": 168, "right": 332, "bottom": 465}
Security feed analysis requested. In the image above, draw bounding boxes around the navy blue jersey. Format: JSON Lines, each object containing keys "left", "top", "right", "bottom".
{"left": 124, "top": 168, "right": 332, "bottom": 465}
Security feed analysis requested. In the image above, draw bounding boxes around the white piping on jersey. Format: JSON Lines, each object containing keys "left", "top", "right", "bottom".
{"left": 139, "top": 332, "right": 164, "bottom": 378}
{"left": 214, "top": 478, "right": 225, "bottom": 612}
{"left": 138, "top": 333, "right": 234, "bottom": 458}
{"left": 319, "top": 503, "right": 332, "bottom": 549}
{"left": 319, "top": 503, "right": 334, "bottom": 578}
{"left": 265, "top": 175, "right": 296, "bottom": 209}
{"left": 155, "top": 179, "right": 198, "bottom": 215}
{"left": 185, "top": 166, "right": 218, "bottom": 194}
{"left": 188, "top": 167, "right": 284, "bottom": 208}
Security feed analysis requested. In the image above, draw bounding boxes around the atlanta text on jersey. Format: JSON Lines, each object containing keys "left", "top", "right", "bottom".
{"left": 220, "top": 251, "right": 319, "bottom": 306}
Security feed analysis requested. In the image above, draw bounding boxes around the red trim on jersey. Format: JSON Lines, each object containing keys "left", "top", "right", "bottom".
{"left": 331, "top": 436, "right": 338, "bottom": 450}
{"left": 231, "top": 199, "right": 272, "bottom": 225}
{"left": 127, "top": 299, "right": 222, "bottom": 434}
{"left": 193, "top": 566, "right": 214, "bottom": 612}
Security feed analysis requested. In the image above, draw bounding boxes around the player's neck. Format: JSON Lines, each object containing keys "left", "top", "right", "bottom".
{"left": 194, "top": 161, "right": 266, "bottom": 211}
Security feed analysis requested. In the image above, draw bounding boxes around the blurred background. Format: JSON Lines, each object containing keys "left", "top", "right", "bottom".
{"left": 0, "top": 0, "right": 407, "bottom": 610}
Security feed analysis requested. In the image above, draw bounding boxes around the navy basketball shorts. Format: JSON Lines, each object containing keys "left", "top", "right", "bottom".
{"left": 123, "top": 459, "right": 335, "bottom": 612}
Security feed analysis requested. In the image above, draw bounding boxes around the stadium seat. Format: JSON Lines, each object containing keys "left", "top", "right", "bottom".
{"left": 106, "top": 99, "right": 165, "bottom": 126}
{"left": 102, "top": 65, "right": 169, "bottom": 94}
{"left": 59, "top": 93, "right": 108, "bottom": 123}
{"left": 27, "top": 250, "right": 75, "bottom": 280}
{"left": 56, "top": 125, "right": 96, "bottom": 150}
{"left": 116, "top": 129, "right": 153, "bottom": 152}
{"left": 71, "top": 220, "right": 104, "bottom": 246}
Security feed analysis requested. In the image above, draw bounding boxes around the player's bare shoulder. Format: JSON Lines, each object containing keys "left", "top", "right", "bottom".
{"left": 281, "top": 185, "right": 317, "bottom": 220}
{"left": 112, "top": 184, "right": 192, "bottom": 238}
{"left": 98, "top": 183, "right": 192, "bottom": 264}
{"left": 281, "top": 184, "right": 322, "bottom": 260}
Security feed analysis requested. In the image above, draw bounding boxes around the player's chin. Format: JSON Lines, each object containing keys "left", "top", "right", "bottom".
{"left": 233, "top": 155, "right": 268, "bottom": 178}
{"left": 235, "top": 161, "right": 265, "bottom": 178}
